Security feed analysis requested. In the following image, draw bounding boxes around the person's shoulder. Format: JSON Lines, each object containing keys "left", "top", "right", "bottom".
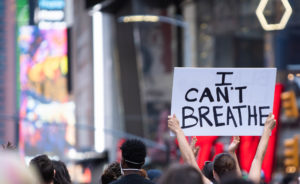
{"left": 109, "top": 178, "right": 123, "bottom": 184}
{"left": 142, "top": 178, "right": 155, "bottom": 184}
{"left": 109, "top": 175, "right": 154, "bottom": 184}
{"left": 144, "top": 179, "right": 155, "bottom": 184}
{"left": 109, "top": 180, "right": 120, "bottom": 184}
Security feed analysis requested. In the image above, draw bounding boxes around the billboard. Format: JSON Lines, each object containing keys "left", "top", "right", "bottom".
{"left": 18, "top": 26, "right": 75, "bottom": 157}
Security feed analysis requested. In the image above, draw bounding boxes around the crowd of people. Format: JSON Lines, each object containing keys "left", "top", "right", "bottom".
{"left": 99, "top": 113, "right": 276, "bottom": 184}
{"left": 0, "top": 113, "right": 298, "bottom": 184}
{"left": 0, "top": 151, "right": 70, "bottom": 184}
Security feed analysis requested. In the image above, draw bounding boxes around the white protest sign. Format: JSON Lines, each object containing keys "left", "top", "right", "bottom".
{"left": 171, "top": 68, "right": 276, "bottom": 136}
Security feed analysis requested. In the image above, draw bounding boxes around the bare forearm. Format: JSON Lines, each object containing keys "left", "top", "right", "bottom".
{"left": 175, "top": 130, "right": 197, "bottom": 166}
{"left": 248, "top": 129, "right": 271, "bottom": 183}
{"left": 168, "top": 115, "right": 211, "bottom": 184}
{"left": 175, "top": 130, "right": 211, "bottom": 184}
{"left": 255, "top": 129, "right": 271, "bottom": 161}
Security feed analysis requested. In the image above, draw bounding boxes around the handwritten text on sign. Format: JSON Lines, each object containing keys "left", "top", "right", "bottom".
{"left": 171, "top": 68, "right": 276, "bottom": 136}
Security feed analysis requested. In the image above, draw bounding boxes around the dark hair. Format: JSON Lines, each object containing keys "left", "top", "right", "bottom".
{"left": 101, "top": 162, "right": 121, "bottom": 184}
{"left": 120, "top": 139, "right": 146, "bottom": 169}
{"left": 30, "top": 154, "right": 54, "bottom": 183}
{"left": 202, "top": 161, "right": 216, "bottom": 183}
{"left": 213, "top": 153, "right": 236, "bottom": 179}
{"left": 281, "top": 173, "right": 299, "bottom": 184}
{"left": 52, "top": 160, "right": 71, "bottom": 184}
{"left": 158, "top": 163, "right": 203, "bottom": 184}
{"left": 221, "top": 177, "right": 254, "bottom": 184}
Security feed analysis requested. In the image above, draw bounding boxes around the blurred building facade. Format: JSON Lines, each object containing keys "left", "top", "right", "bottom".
{"left": 0, "top": 0, "right": 17, "bottom": 145}
{"left": 71, "top": 0, "right": 95, "bottom": 151}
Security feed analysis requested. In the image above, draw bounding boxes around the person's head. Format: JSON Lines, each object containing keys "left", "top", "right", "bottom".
{"left": 158, "top": 163, "right": 203, "bottom": 184}
{"left": 281, "top": 173, "right": 299, "bottom": 184}
{"left": 202, "top": 161, "right": 216, "bottom": 183}
{"left": 120, "top": 139, "right": 146, "bottom": 169}
{"left": 100, "top": 162, "right": 121, "bottom": 184}
{"left": 30, "top": 154, "right": 55, "bottom": 184}
{"left": 213, "top": 153, "right": 237, "bottom": 182}
{"left": 52, "top": 160, "right": 71, "bottom": 184}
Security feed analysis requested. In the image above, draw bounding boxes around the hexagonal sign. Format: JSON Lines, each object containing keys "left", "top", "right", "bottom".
{"left": 256, "top": 0, "right": 292, "bottom": 31}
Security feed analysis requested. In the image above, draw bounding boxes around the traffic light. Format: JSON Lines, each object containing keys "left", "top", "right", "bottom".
{"left": 284, "top": 136, "right": 299, "bottom": 173}
{"left": 281, "top": 91, "right": 299, "bottom": 118}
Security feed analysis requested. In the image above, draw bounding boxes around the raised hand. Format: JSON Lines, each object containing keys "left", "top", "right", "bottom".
{"left": 227, "top": 136, "right": 242, "bottom": 177}
{"left": 249, "top": 112, "right": 276, "bottom": 184}
{"left": 228, "top": 136, "right": 240, "bottom": 154}
{"left": 167, "top": 114, "right": 211, "bottom": 184}
{"left": 190, "top": 136, "right": 200, "bottom": 158}
{"left": 264, "top": 113, "right": 276, "bottom": 133}
{"left": 168, "top": 114, "right": 182, "bottom": 135}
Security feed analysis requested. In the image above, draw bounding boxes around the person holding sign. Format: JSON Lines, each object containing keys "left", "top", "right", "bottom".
{"left": 248, "top": 113, "right": 276, "bottom": 184}
{"left": 168, "top": 113, "right": 276, "bottom": 184}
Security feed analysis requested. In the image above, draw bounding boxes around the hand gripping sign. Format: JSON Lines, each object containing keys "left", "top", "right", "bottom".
{"left": 171, "top": 68, "right": 276, "bottom": 136}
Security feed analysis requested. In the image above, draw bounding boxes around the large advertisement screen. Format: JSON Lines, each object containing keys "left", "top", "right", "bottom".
{"left": 18, "top": 26, "right": 75, "bottom": 157}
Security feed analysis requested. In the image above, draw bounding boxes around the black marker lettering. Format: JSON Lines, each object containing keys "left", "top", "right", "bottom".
{"left": 233, "top": 105, "right": 247, "bottom": 126}
{"left": 215, "top": 72, "right": 233, "bottom": 86}
{"left": 259, "top": 106, "right": 270, "bottom": 126}
{"left": 216, "top": 87, "right": 229, "bottom": 103}
{"left": 235, "top": 86, "right": 247, "bottom": 103}
{"left": 227, "top": 106, "right": 237, "bottom": 127}
{"left": 248, "top": 106, "right": 257, "bottom": 126}
{"left": 185, "top": 88, "right": 198, "bottom": 102}
{"left": 182, "top": 106, "right": 198, "bottom": 129}
{"left": 199, "top": 88, "right": 214, "bottom": 102}
{"left": 213, "top": 106, "right": 225, "bottom": 127}
{"left": 198, "top": 106, "right": 213, "bottom": 127}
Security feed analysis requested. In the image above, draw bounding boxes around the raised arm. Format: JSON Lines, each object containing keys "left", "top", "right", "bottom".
{"left": 228, "top": 136, "right": 242, "bottom": 177}
{"left": 190, "top": 136, "right": 200, "bottom": 159}
{"left": 168, "top": 114, "right": 211, "bottom": 184}
{"left": 248, "top": 113, "right": 276, "bottom": 184}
